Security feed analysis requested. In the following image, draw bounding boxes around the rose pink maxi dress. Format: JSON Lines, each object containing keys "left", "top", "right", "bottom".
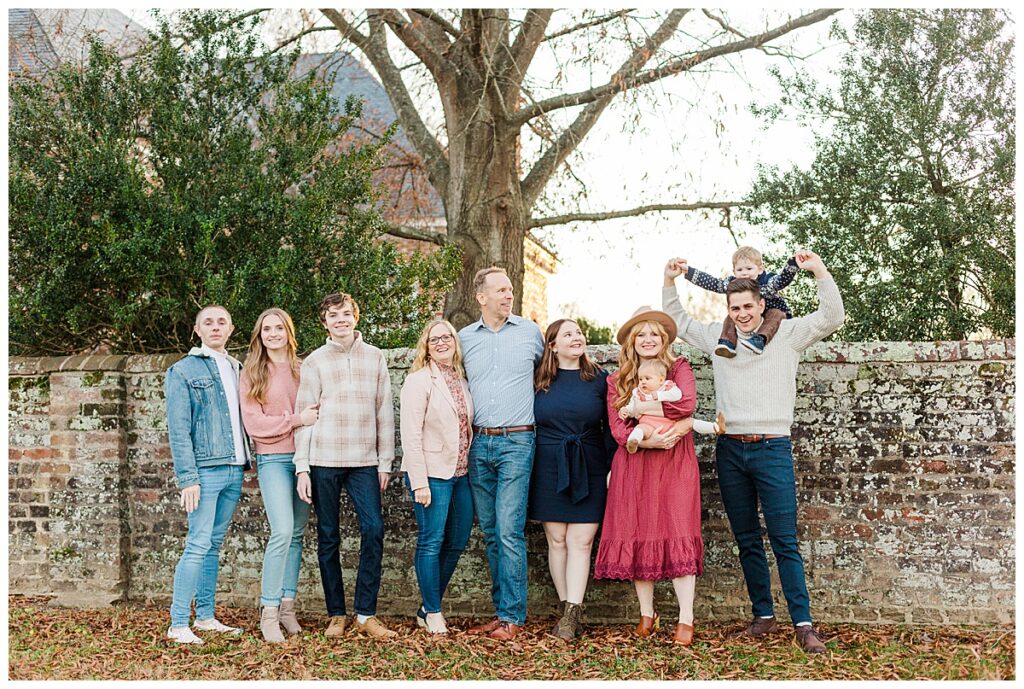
{"left": 594, "top": 357, "right": 704, "bottom": 581}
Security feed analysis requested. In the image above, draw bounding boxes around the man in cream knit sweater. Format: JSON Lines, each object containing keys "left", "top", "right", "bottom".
{"left": 662, "top": 250, "right": 844, "bottom": 654}
{"left": 294, "top": 292, "right": 398, "bottom": 640}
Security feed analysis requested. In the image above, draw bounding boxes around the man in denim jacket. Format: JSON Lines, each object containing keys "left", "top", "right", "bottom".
{"left": 164, "top": 305, "right": 252, "bottom": 644}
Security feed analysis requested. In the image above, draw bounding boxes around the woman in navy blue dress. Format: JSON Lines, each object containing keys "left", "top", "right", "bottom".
{"left": 529, "top": 318, "right": 615, "bottom": 641}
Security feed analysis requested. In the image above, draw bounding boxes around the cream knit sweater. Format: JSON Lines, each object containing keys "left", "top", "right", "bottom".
{"left": 662, "top": 275, "right": 845, "bottom": 435}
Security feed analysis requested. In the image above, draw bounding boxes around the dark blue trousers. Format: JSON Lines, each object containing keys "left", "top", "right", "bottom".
{"left": 715, "top": 436, "right": 812, "bottom": 625}
{"left": 310, "top": 465, "right": 384, "bottom": 617}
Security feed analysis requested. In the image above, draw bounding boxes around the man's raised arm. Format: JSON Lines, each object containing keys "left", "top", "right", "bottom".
{"left": 661, "top": 258, "right": 720, "bottom": 355}
{"left": 787, "top": 251, "right": 846, "bottom": 352}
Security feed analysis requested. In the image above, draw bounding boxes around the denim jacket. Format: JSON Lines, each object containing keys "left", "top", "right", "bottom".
{"left": 165, "top": 347, "right": 252, "bottom": 488}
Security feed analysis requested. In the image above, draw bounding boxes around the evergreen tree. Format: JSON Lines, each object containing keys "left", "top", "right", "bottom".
{"left": 9, "top": 10, "right": 460, "bottom": 354}
{"left": 746, "top": 9, "right": 1014, "bottom": 340}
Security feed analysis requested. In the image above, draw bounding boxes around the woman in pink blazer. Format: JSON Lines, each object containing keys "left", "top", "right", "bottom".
{"left": 400, "top": 319, "right": 474, "bottom": 635}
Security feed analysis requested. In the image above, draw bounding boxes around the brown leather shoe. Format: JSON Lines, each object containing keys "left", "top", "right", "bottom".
{"left": 354, "top": 616, "right": 398, "bottom": 639}
{"left": 634, "top": 613, "right": 660, "bottom": 638}
{"left": 487, "top": 621, "right": 520, "bottom": 641}
{"left": 467, "top": 618, "right": 502, "bottom": 635}
{"left": 795, "top": 625, "right": 827, "bottom": 654}
{"left": 325, "top": 615, "right": 349, "bottom": 637}
{"left": 731, "top": 615, "right": 779, "bottom": 638}
{"left": 671, "top": 622, "right": 695, "bottom": 646}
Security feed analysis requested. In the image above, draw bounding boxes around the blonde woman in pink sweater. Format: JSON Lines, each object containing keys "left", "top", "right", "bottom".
{"left": 240, "top": 308, "right": 320, "bottom": 643}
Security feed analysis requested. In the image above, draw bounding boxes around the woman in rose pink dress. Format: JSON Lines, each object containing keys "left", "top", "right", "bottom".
{"left": 594, "top": 306, "right": 702, "bottom": 646}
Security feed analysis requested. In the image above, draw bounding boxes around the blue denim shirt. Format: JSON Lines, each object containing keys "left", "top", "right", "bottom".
{"left": 165, "top": 347, "right": 252, "bottom": 488}
{"left": 458, "top": 314, "right": 544, "bottom": 427}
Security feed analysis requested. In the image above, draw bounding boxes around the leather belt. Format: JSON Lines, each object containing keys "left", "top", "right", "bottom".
{"left": 473, "top": 425, "right": 535, "bottom": 436}
{"left": 725, "top": 433, "right": 788, "bottom": 443}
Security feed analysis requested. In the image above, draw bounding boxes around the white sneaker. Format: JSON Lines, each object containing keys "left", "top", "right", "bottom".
{"left": 167, "top": 626, "right": 204, "bottom": 644}
{"left": 193, "top": 617, "right": 243, "bottom": 634}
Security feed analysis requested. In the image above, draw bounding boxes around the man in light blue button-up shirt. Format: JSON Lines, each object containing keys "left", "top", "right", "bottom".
{"left": 458, "top": 267, "right": 544, "bottom": 640}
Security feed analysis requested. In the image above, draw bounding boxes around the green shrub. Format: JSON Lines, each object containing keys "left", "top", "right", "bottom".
{"left": 9, "top": 10, "right": 460, "bottom": 354}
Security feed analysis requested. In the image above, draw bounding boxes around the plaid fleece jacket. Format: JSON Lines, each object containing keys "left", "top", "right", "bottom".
{"left": 293, "top": 333, "right": 395, "bottom": 474}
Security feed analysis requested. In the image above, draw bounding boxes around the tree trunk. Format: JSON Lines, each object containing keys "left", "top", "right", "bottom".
{"left": 442, "top": 132, "right": 527, "bottom": 331}
{"left": 440, "top": 15, "right": 527, "bottom": 331}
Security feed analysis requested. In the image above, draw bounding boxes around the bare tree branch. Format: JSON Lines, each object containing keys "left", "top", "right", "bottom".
{"left": 377, "top": 9, "right": 450, "bottom": 76}
{"left": 320, "top": 8, "right": 370, "bottom": 46}
{"left": 384, "top": 224, "right": 447, "bottom": 245}
{"left": 320, "top": 8, "right": 450, "bottom": 195}
{"left": 409, "top": 8, "right": 459, "bottom": 38}
{"left": 501, "top": 9, "right": 553, "bottom": 90}
{"left": 513, "top": 8, "right": 840, "bottom": 127}
{"left": 702, "top": 9, "right": 747, "bottom": 39}
{"left": 544, "top": 9, "right": 634, "bottom": 42}
{"left": 520, "top": 9, "right": 690, "bottom": 208}
{"left": 266, "top": 25, "right": 337, "bottom": 56}
{"left": 528, "top": 200, "right": 757, "bottom": 229}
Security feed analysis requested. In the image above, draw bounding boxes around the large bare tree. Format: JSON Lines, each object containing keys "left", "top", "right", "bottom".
{"left": 310, "top": 8, "right": 839, "bottom": 327}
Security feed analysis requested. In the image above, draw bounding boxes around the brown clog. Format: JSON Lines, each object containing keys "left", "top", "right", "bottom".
{"left": 634, "top": 613, "right": 660, "bottom": 638}
{"left": 672, "top": 622, "right": 695, "bottom": 646}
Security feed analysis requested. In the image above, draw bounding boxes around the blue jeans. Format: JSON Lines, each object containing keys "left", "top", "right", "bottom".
{"left": 715, "top": 436, "right": 812, "bottom": 625}
{"left": 170, "top": 464, "right": 244, "bottom": 627}
{"left": 467, "top": 431, "right": 535, "bottom": 626}
{"left": 257, "top": 454, "right": 311, "bottom": 607}
{"left": 310, "top": 465, "right": 384, "bottom": 617}
{"left": 407, "top": 474, "right": 474, "bottom": 614}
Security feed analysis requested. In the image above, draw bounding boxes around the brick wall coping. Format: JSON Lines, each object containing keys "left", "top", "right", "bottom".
{"left": 8, "top": 339, "right": 1014, "bottom": 376}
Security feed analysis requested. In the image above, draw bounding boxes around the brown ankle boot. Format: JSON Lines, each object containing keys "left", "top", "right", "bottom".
{"left": 552, "top": 602, "right": 584, "bottom": 641}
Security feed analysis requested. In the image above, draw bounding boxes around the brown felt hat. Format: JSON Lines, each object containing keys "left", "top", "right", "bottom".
{"left": 616, "top": 305, "right": 678, "bottom": 345}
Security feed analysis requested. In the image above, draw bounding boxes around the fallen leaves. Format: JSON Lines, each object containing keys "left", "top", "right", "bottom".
{"left": 6, "top": 595, "right": 1015, "bottom": 681}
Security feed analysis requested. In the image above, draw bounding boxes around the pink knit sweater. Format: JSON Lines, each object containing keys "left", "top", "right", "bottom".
{"left": 240, "top": 361, "right": 303, "bottom": 455}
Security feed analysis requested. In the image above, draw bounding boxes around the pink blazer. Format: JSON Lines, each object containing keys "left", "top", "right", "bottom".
{"left": 399, "top": 361, "right": 474, "bottom": 491}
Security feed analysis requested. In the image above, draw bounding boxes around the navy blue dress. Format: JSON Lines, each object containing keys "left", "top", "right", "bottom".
{"left": 528, "top": 368, "right": 616, "bottom": 523}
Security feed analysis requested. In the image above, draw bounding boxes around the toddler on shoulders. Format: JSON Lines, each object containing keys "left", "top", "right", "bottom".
{"left": 681, "top": 245, "right": 799, "bottom": 358}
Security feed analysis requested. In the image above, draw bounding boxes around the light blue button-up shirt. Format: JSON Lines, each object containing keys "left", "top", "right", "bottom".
{"left": 458, "top": 314, "right": 544, "bottom": 427}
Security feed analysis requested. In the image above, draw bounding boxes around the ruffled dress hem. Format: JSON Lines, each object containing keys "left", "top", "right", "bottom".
{"left": 594, "top": 536, "right": 705, "bottom": 581}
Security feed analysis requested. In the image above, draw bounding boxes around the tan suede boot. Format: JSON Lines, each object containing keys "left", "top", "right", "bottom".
{"left": 278, "top": 598, "right": 302, "bottom": 635}
{"left": 260, "top": 606, "right": 285, "bottom": 643}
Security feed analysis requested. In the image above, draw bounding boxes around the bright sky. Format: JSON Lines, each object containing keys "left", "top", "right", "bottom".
{"left": 530, "top": 13, "right": 847, "bottom": 329}
{"left": 123, "top": 8, "right": 848, "bottom": 330}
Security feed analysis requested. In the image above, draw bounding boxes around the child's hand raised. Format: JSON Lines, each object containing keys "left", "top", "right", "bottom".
{"left": 663, "top": 258, "right": 687, "bottom": 280}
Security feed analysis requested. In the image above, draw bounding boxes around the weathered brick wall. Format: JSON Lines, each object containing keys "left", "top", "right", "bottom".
{"left": 8, "top": 341, "right": 1015, "bottom": 624}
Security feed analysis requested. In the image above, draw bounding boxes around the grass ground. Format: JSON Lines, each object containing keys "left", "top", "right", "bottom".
{"left": 7, "top": 596, "right": 1014, "bottom": 680}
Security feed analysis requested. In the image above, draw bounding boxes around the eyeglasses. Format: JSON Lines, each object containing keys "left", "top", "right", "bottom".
{"left": 428, "top": 334, "right": 454, "bottom": 345}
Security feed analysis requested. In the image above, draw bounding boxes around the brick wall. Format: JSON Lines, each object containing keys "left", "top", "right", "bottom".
{"left": 8, "top": 341, "right": 1015, "bottom": 624}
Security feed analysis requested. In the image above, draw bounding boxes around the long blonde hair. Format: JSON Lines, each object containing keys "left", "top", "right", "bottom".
{"left": 411, "top": 319, "right": 465, "bottom": 379}
{"left": 242, "top": 308, "right": 301, "bottom": 404}
{"left": 613, "top": 320, "right": 676, "bottom": 410}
